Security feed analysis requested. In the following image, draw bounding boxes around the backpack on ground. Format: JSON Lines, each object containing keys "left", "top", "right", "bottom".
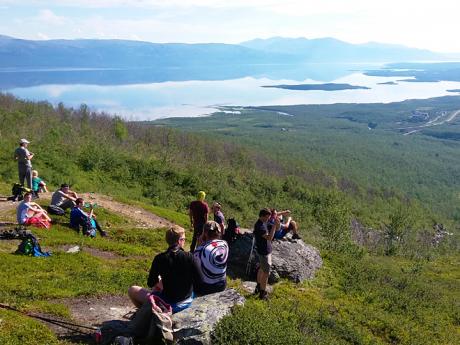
{"left": 15, "top": 232, "right": 51, "bottom": 257}
{"left": 47, "top": 204, "right": 65, "bottom": 216}
{"left": 7, "top": 183, "right": 30, "bottom": 202}
{"left": 224, "top": 218, "right": 241, "bottom": 244}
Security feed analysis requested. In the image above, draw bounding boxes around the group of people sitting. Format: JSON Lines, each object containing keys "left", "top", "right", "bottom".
{"left": 127, "top": 191, "right": 302, "bottom": 314}
{"left": 15, "top": 183, "right": 107, "bottom": 237}
{"left": 128, "top": 221, "right": 228, "bottom": 313}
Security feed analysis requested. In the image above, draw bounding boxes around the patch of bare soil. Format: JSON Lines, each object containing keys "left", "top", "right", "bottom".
{"left": 81, "top": 193, "right": 176, "bottom": 230}
{"left": 49, "top": 295, "right": 136, "bottom": 343}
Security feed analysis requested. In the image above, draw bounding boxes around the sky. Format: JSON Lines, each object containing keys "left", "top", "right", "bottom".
{"left": 0, "top": 0, "right": 459, "bottom": 53}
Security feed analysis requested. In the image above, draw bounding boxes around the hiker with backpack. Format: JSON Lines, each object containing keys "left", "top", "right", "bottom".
{"left": 253, "top": 208, "right": 279, "bottom": 300}
{"left": 128, "top": 226, "right": 197, "bottom": 313}
{"left": 16, "top": 191, "right": 52, "bottom": 228}
{"left": 189, "top": 191, "right": 209, "bottom": 251}
{"left": 50, "top": 184, "right": 78, "bottom": 211}
{"left": 70, "top": 198, "right": 107, "bottom": 237}
{"left": 270, "top": 209, "right": 302, "bottom": 240}
{"left": 212, "top": 202, "right": 226, "bottom": 234}
{"left": 14, "top": 138, "right": 33, "bottom": 189}
{"left": 193, "top": 220, "right": 229, "bottom": 295}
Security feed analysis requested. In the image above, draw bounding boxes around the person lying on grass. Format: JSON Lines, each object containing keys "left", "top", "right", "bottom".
{"left": 16, "top": 191, "right": 52, "bottom": 227}
{"left": 128, "top": 226, "right": 197, "bottom": 313}
{"left": 69, "top": 197, "right": 107, "bottom": 237}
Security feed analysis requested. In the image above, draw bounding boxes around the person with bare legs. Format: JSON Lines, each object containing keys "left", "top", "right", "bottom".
{"left": 16, "top": 192, "right": 51, "bottom": 226}
{"left": 253, "top": 208, "right": 279, "bottom": 300}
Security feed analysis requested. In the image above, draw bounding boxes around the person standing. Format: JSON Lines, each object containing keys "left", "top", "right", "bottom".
{"left": 14, "top": 138, "right": 33, "bottom": 189}
{"left": 253, "top": 208, "right": 279, "bottom": 300}
{"left": 189, "top": 191, "right": 209, "bottom": 251}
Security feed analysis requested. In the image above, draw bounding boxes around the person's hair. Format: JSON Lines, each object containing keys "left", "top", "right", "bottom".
{"left": 288, "top": 220, "right": 297, "bottom": 231}
{"left": 259, "top": 208, "right": 271, "bottom": 217}
{"left": 203, "top": 221, "right": 221, "bottom": 239}
{"left": 165, "top": 226, "right": 185, "bottom": 246}
{"left": 32, "top": 170, "right": 38, "bottom": 176}
{"left": 213, "top": 202, "right": 222, "bottom": 209}
{"left": 24, "top": 191, "right": 33, "bottom": 198}
{"left": 75, "top": 198, "right": 84, "bottom": 205}
{"left": 197, "top": 191, "right": 206, "bottom": 201}
{"left": 61, "top": 183, "right": 69, "bottom": 189}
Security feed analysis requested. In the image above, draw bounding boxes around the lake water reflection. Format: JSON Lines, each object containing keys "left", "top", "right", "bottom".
{"left": 1, "top": 63, "right": 460, "bottom": 120}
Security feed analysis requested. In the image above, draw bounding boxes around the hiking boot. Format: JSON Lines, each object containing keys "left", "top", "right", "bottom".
{"left": 259, "top": 290, "right": 269, "bottom": 301}
{"left": 100, "top": 230, "right": 108, "bottom": 237}
{"left": 292, "top": 233, "right": 302, "bottom": 240}
{"left": 253, "top": 283, "right": 260, "bottom": 295}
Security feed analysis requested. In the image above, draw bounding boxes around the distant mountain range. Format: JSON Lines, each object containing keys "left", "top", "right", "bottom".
{"left": 0, "top": 35, "right": 450, "bottom": 69}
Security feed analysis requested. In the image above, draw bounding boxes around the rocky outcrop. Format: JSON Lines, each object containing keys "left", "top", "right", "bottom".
{"left": 432, "top": 223, "right": 453, "bottom": 246}
{"left": 350, "top": 218, "right": 382, "bottom": 250}
{"left": 173, "top": 289, "right": 245, "bottom": 344}
{"left": 227, "top": 233, "right": 322, "bottom": 284}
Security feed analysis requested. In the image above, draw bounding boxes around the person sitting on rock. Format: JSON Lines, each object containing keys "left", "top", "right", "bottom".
{"left": 16, "top": 191, "right": 52, "bottom": 226}
{"left": 212, "top": 202, "right": 226, "bottom": 234}
{"left": 253, "top": 208, "right": 278, "bottom": 300}
{"left": 193, "top": 221, "right": 229, "bottom": 295}
{"left": 50, "top": 183, "right": 78, "bottom": 211}
{"left": 269, "top": 209, "right": 302, "bottom": 240}
{"left": 70, "top": 198, "right": 107, "bottom": 237}
{"left": 128, "top": 226, "right": 196, "bottom": 313}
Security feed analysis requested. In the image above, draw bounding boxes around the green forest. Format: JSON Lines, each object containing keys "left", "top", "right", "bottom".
{"left": 0, "top": 93, "right": 459, "bottom": 344}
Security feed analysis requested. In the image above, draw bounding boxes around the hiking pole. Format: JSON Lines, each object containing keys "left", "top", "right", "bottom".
{"left": 0, "top": 303, "right": 97, "bottom": 333}
{"left": 245, "top": 236, "right": 256, "bottom": 277}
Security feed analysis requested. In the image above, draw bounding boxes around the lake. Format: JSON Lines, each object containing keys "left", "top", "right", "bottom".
{"left": 1, "top": 63, "right": 460, "bottom": 120}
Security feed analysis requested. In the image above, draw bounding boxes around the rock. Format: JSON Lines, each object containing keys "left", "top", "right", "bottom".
{"left": 227, "top": 233, "right": 322, "bottom": 284}
{"left": 432, "top": 223, "right": 452, "bottom": 246}
{"left": 66, "top": 245, "right": 80, "bottom": 253}
{"left": 350, "top": 218, "right": 383, "bottom": 250}
{"left": 173, "top": 289, "right": 245, "bottom": 344}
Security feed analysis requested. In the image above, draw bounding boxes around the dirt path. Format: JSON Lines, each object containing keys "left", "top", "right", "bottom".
{"left": 0, "top": 192, "right": 178, "bottom": 230}
{"left": 80, "top": 193, "right": 176, "bottom": 229}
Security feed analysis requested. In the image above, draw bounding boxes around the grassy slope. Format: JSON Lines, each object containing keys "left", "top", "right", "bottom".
{"left": 0, "top": 94, "right": 458, "bottom": 344}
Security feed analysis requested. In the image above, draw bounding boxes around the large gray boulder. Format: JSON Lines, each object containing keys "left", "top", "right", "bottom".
{"left": 227, "top": 233, "right": 322, "bottom": 284}
{"left": 173, "top": 289, "right": 245, "bottom": 344}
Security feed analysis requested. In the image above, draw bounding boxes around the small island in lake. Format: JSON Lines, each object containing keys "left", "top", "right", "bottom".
{"left": 378, "top": 81, "right": 398, "bottom": 85}
{"left": 262, "top": 83, "right": 371, "bottom": 91}
{"left": 447, "top": 89, "right": 460, "bottom": 93}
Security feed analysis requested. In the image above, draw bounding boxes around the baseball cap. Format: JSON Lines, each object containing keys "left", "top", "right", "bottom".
{"left": 19, "top": 138, "right": 30, "bottom": 144}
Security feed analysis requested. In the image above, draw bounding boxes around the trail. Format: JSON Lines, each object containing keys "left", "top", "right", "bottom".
{"left": 0, "top": 192, "right": 177, "bottom": 229}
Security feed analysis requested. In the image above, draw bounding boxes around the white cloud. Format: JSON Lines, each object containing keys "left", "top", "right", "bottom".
{"left": 36, "top": 32, "right": 49, "bottom": 39}
{"left": 37, "top": 9, "right": 66, "bottom": 25}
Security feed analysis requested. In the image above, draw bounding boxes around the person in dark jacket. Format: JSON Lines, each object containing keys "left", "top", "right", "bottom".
{"left": 128, "top": 226, "right": 196, "bottom": 313}
{"left": 189, "top": 191, "right": 209, "bottom": 252}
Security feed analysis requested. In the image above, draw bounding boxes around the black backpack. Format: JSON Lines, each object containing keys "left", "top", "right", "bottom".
{"left": 224, "top": 218, "right": 241, "bottom": 244}
{"left": 7, "top": 183, "right": 30, "bottom": 202}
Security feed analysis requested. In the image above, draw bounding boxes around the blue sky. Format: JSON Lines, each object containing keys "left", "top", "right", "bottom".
{"left": 0, "top": 0, "right": 459, "bottom": 53}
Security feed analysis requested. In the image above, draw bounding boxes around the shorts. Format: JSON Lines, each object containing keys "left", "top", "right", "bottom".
{"left": 258, "top": 253, "right": 272, "bottom": 273}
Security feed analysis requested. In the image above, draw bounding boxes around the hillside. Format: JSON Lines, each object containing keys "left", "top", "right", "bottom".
{"left": 0, "top": 35, "right": 446, "bottom": 69}
{"left": 0, "top": 94, "right": 459, "bottom": 344}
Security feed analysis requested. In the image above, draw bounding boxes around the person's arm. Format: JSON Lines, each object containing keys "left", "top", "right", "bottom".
{"left": 262, "top": 218, "right": 279, "bottom": 241}
{"left": 189, "top": 207, "right": 194, "bottom": 227}
{"left": 277, "top": 210, "right": 291, "bottom": 217}
{"left": 68, "top": 190, "right": 78, "bottom": 199}
{"left": 60, "top": 191, "right": 77, "bottom": 202}
{"left": 147, "top": 256, "right": 160, "bottom": 288}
